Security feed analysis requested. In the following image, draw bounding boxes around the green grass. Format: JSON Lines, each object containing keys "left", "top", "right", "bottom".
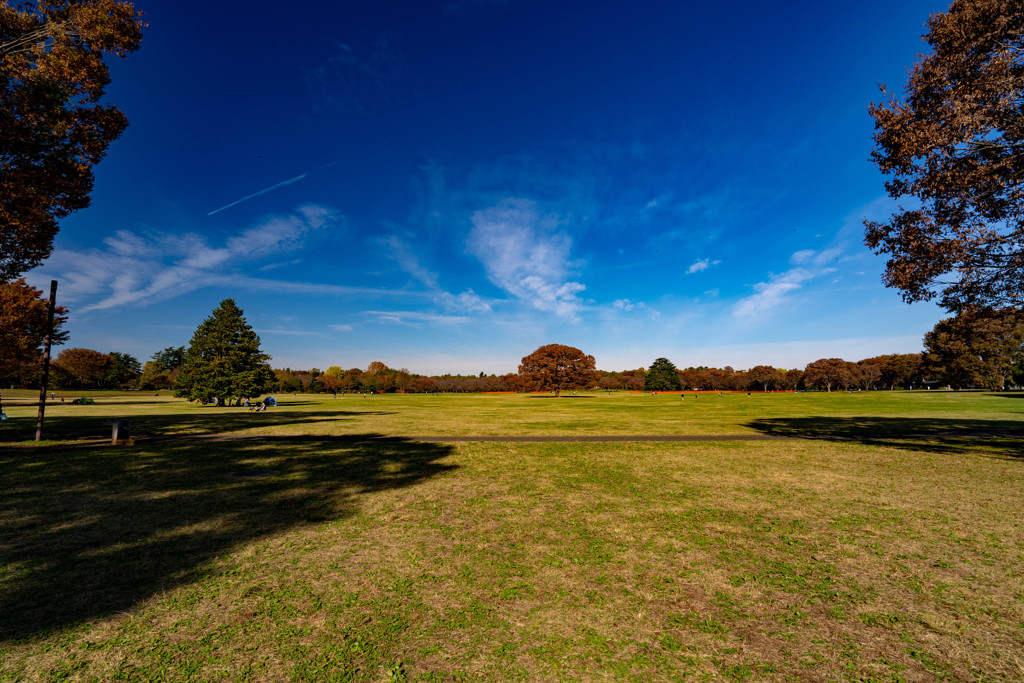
{"left": 3, "top": 388, "right": 1024, "bottom": 443}
{"left": 1, "top": 391, "right": 1022, "bottom": 680}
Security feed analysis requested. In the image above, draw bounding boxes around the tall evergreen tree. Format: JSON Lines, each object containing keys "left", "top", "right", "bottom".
{"left": 644, "top": 357, "right": 682, "bottom": 391}
{"left": 173, "top": 299, "right": 275, "bottom": 404}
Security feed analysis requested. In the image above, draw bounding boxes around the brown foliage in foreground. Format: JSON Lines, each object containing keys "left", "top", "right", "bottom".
{"left": 1, "top": 0, "right": 144, "bottom": 280}
{"left": 865, "top": 0, "right": 1024, "bottom": 312}
{"left": 0, "top": 278, "right": 68, "bottom": 386}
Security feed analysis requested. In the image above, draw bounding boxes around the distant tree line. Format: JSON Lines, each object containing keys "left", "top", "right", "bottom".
{"left": 608, "top": 354, "right": 927, "bottom": 393}
{"left": 5, "top": 297, "right": 1023, "bottom": 395}
{"left": 12, "top": 342, "right": 1019, "bottom": 394}
{"left": 269, "top": 363, "right": 522, "bottom": 395}
{"left": 259, "top": 353, "right": 929, "bottom": 395}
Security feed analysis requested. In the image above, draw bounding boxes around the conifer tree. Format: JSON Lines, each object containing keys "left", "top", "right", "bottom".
{"left": 173, "top": 299, "right": 275, "bottom": 404}
{"left": 643, "top": 357, "right": 682, "bottom": 391}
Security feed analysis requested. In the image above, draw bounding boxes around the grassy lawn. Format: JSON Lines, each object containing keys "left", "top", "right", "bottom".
{"left": 2, "top": 388, "right": 1024, "bottom": 441}
{"left": 1, "top": 392, "right": 1022, "bottom": 680}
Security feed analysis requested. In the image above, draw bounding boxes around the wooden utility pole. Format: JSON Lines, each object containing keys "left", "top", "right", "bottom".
{"left": 35, "top": 280, "right": 58, "bottom": 442}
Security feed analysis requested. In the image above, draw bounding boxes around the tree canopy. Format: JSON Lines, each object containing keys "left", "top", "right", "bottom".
{"left": 0, "top": 277, "right": 67, "bottom": 387}
{"left": 52, "top": 347, "right": 113, "bottom": 389}
{"left": 865, "top": 0, "right": 1024, "bottom": 312}
{"left": 643, "top": 357, "right": 681, "bottom": 391}
{"left": 803, "top": 358, "right": 850, "bottom": 392}
{"left": 518, "top": 344, "right": 596, "bottom": 397}
{"left": 747, "top": 365, "right": 780, "bottom": 392}
{"left": 923, "top": 307, "right": 1024, "bottom": 389}
{"left": 151, "top": 346, "right": 186, "bottom": 371}
{"left": 104, "top": 351, "right": 140, "bottom": 388}
{"left": 1, "top": 0, "right": 144, "bottom": 280}
{"left": 172, "top": 299, "right": 275, "bottom": 403}
{"left": 859, "top": 354, "right": 923, "bottom": 390}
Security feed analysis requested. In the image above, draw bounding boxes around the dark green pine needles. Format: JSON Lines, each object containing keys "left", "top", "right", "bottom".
{"left": 173, "top": 299, "right": 276, "bottom": 404}
{"left": 644, "top": 357, "right": 682, "bottom": 391}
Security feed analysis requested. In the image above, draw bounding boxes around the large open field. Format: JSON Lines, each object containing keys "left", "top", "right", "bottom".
{"left": 1, "top": 391, "right": 1022, "bottom": 680}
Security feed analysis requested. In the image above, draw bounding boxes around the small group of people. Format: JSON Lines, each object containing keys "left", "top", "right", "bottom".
{"left": 246, "top": 396, "right": 276, "bottom": 411}
{"left": 679, "top": 391, "right": 725, "bottom": 400}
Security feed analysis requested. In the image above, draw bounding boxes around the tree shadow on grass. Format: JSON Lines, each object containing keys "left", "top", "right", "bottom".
{"left": 0, "top": 435, "right": 456, "bottom": 642}
{"left": 745, "top": 416, "right": 1024, "bottom": 459}
{"left": 0, "top": 409, "right": 396, "bottom": 442}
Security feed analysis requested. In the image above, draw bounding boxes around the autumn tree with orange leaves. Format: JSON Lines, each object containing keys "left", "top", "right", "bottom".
{"left": 0, "top": 278, "right": 69, "bottom": 386}
{"left": 518, "top": 344, "right": 597, "bottom": 397}
{"left": 865, "top": 0, "right": 1024, "bottom": 313}
{"left": 1, "top": 0, "right": 145, "bottom": 280}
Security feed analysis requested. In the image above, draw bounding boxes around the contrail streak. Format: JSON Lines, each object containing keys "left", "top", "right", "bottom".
{"left": 206, "top": 161, "right": 337, "bottom": 216}
{"left": 207, "top": 173, "right": 308, "bottom": 216}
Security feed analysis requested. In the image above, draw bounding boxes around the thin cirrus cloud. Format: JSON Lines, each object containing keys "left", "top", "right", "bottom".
{"left": 364, "top": 310, "right": 471, "bottom": 325}
{"left": 381, "top": 235, "right": 491, "bottom": 313}
{"left": 686, "top": 258, "right": 721, "bottom": 274}
{"left": 732, "top": 247, "right": 841, "bottom": 321}
{"left": 611, "top": 298, "right": 659, "bottom": 318}
{"left": 467, "top": 198, "right": 585, "bottom": 321}
{"left": 40, "top": 205, "right": 339, "bottom": 314}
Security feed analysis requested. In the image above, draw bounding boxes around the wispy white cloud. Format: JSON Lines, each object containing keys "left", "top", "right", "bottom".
{"left": 381, "top": 235, "right": 492, "bottom": 313}
{"left": 328, "top": 324, "right": 354, "bottom": 332}
{"left": 686, "top": 258, "right": 721, "bottom": 274}
{"left": 37, "top": 205, "right": 352, "bottom": 313}
{"left": 732, "top": 247, "right": 840, "bottom": 321}
{"left": 609, "top": 298, "right": 660, "bottom": 319}
{"left": 467, "top": 198, "right": 585, "bottom": 320}
{"left": 232, "top": 277, "right": 428, "bottom": 299}
{"left": 254, "top": 328, "right": 322, "bottom": 336}
{"left": 259, "top": 259, "right": 301, "bottom": 271}
{"left": 364, "top": 310, "right": 471, "bottom": 325}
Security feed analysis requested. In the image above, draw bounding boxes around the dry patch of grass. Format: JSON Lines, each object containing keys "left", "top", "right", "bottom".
{"left": 2, "top": 435, "right": 1022, "bottom": 681}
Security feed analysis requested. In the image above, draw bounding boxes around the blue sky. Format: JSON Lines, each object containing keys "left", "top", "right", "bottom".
{"left": 27, "top": 0, "right": 950, "bottom": 374}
